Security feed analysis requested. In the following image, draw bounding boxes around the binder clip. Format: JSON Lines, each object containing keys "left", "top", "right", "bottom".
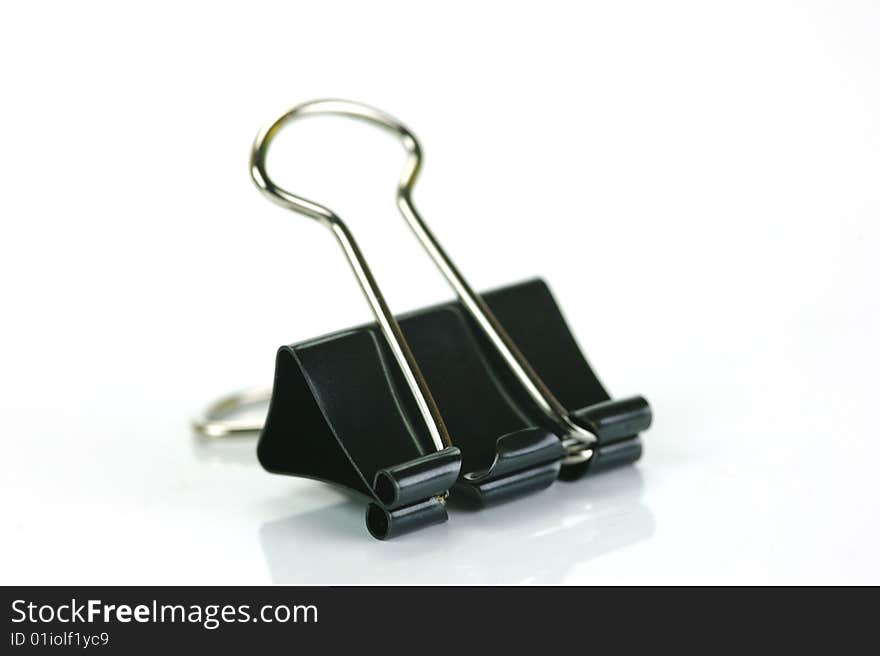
{"left": 194, "top": 99, "right": 652, "bottom": 540}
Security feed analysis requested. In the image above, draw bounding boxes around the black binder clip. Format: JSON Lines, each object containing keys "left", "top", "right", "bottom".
{"left": 194, "top": 100, "right": 652, "bottom": 540}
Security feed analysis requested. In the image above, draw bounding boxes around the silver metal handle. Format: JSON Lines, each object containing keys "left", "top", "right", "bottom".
{"left": 192, "top": 387, "right": 270, "bottom": 438}
{"left": 250, "top": 99, "right": 451, "bottom": 452}
{"left": 196, "top": 99, "right": 595, "bottom": 464}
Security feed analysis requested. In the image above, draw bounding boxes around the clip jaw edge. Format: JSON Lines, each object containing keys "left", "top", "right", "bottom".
{"left": 367, "top": 447, "right": 461, "bottom": 539}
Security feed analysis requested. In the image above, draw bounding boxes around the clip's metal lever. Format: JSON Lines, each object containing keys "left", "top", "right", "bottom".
{"left": 250, "top": 100, "right": 453, "bottom": 455}
{"left": 198, "top": 98, "right": 597, "bottom": 466}
{"left": 282, "top": 99, "right": 599, "bottom": 465}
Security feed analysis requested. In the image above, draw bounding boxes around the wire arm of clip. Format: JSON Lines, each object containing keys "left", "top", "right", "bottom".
{"left": 249, "top": 100, "right": 452, "bottom": 454}
{"left": 389, "top": 115, "right": 598, "bottom": 466}
{"left": 192, "top": 387, "right": 269, "bottom": 438}
{"left": 197, "top": 98, "right": 597, "bottom": 466}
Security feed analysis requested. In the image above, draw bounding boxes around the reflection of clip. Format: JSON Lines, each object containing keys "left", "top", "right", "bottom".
{"left": 194, "top": 99, "right": 652, "bottom": 540}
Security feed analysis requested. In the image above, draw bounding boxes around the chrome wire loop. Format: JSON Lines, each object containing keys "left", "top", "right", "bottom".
{"left": 196, "top": 99, "right": 596, "bottom": 464}
{"left": 249, "top": 99, "right": 451, "bottom": 453}
{"left": 192, "top": 387, "right": 271, "bottom": 438}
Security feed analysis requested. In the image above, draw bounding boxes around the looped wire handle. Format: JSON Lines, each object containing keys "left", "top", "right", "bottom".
{"left": 198, "top": 98, "right": 595, "bottom": 464}
{"left": 249, "top": 99, "right": 451, "bottom": 452}
{"left": 192, "top": 387, "right": 270, "bottom": 438}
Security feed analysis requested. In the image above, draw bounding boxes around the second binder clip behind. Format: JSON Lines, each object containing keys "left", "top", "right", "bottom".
{"left": 195, "top": 99, "right": 653, "bottom": 540}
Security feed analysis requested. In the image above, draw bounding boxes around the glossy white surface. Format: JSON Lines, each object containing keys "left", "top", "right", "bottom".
{"left": 1, "top": 1, "right": 878, "bottom": 584}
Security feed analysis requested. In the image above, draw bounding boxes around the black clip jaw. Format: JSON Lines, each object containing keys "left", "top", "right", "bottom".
{"left": 255, "top": 334, "right": 462, "bottom": 540}
{"left": 257, "top": 278, "right": 652, "bottom": 538}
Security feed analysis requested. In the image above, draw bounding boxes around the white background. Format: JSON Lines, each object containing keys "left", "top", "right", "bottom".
{"left": 1, "top": 1, "right": 877, "bottom": 584}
